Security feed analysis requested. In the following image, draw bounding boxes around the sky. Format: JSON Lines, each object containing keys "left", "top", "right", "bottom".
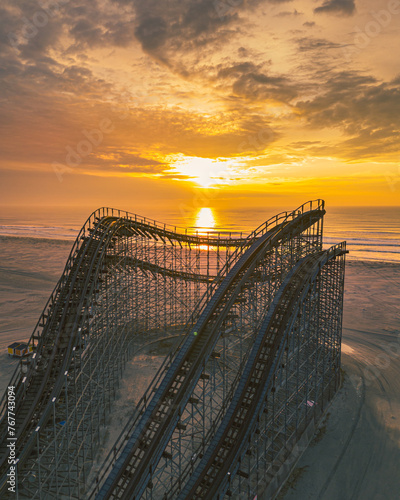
{"left": 0, "top": 0, "right": 399, "bottom": 214}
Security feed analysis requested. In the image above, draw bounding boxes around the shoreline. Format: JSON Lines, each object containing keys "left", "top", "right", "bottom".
{"left": 0, "top": 233, "right": 399, "bottom": 265}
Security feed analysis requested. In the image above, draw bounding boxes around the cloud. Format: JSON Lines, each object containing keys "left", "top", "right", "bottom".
{"left": 132, "top": 0, "right": 239, "bottom": 62}
{"left": 0, "top": 0, "right": 398, "bottom": 194}
{"left": 293, "top": 35, "right": 345, "bottom": 69}
{"left": 296, "top": 72, "right": 400, "bottom": 160}
{"left": 296, "top": 37, "right": 342, "bottom": 52}
{"left": 112, "top": 152, "right": 164, "bottom": 166}
{"left": 158, "top": 173, "right": 195, "bottom": 180}
{"left": 84, "top": 160, "right": 167, "bottom": 175}
{"left": 216, "top": 61, "right": 297, "bottom": 104}
{"left": 0, "top": 76, "right": 280, "bottom": 173}
{"left": 275, "top": 9, "right": 303, "bottom": 17}
{"left": 134, "top": 16, "right": 168, "bottom": 51}
{"left": 86, "top": 152, "right": 167, "bottom": 174}
{"left": 288, "top": 141, "right": 322, "bottom": 149}
{"left": 63, "top": 1, "right": 136, "bottom": 51}
{"left": 314, "top": 0, "right": 356, "bottom": 16}
{"left": 129, "top": 0, "right": 300, "bottom": 70}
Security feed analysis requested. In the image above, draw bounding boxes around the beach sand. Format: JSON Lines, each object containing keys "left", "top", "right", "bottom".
{"left": 0, "top": 237, "right": 399, "bottom": 498}
{"left": 282, "top": 261, "right": 400, "bottom": 500}
{"left": 0, "top": 237, "right": 71, "bottom": 394}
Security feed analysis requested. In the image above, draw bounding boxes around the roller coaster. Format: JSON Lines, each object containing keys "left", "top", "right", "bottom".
{"left": 0, "top": 200, "right": 346, "bottom": 499}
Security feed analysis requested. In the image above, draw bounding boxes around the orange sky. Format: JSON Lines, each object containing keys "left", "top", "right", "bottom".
{"left": 1, "top": 0, "right": 399, "bottom": 211}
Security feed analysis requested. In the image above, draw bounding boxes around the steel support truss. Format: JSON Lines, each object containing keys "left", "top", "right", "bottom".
{"left": 0, "top": 200, "right": 346, "bottom": 500}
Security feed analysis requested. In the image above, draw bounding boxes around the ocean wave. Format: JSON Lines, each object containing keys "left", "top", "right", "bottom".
{"left": 0, "top": 225, "right": 78, "bottom": 241}
{"left": 349, "top": 248, "right": 400, "bottom": 255}
{"left": 0, "top": 235, "right": 73, "bottom": 245}
{"left": 324, "top": 237, "right": 400, "bottom": 249}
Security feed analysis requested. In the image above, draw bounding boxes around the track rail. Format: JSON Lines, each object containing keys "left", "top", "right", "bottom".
{"left": 0, "top": 212, "right": 244, "bottom": 495}
{"left": 0, "top": 206, "right": 247, "bottom": 420}
{"left": 0, "top": 217, "right": 124, "bottom": 492}
{"left": 178, "top": 242, "right": 346, "bottom": 499}
{"left": 0, "top": 200, "right": 330, "bottom": 499}
{"left": 105, "top": 255, "right": 217, "bottom": 282}
{"left": 94, "top": 202, "right": 325, "bottom": 500}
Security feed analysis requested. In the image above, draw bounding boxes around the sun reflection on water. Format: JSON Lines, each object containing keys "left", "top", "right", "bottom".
{"left": 195, "top": 207, "right": 216, "bottom": 233}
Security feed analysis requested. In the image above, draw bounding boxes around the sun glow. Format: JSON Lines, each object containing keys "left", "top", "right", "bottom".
{"left": 169, "top": 155, "right": 234, "bottom": 188}
{"left": 195, "top": 207, "right": 216, "bottom": 232}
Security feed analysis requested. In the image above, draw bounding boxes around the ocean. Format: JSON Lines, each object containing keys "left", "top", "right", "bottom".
{"left": 0, "top": 204, "right": 398, "bottom": 359}
{"left": 0, "top": 204, "right": 399, "bottom": 262}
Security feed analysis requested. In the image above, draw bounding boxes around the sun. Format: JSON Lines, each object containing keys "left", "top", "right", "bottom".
{"left": 195, "top": 207, "right": 216, "bottom": 230}
{"left": 169, "top": 155, "right": 231, "bottom": 188}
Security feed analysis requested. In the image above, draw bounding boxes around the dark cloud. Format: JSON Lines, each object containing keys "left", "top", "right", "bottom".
{"left": 1, "top": 0, "right": 67, "bottom": 61}
{"left": 238, "top": 46, "right": 249, "bottom": 57}
{"left": 275, "top": 9, "right": 303, "bottom": 17}
{"left": 296, "top": 37, "right": 342, "bottom": 52}
{"left": 134, "top": 17, "right": 167, "bottom": 51}
{"left": 297, "top": 72, "right": 400, "bottom": 159}
{"left": 182, "top": 0, "right": 235, "bottom": 36}
{"left": 314, "top": 0, "right": 356, "bottom": 16}
{"left": 297, "top": 71, "right": 376, "bottom": 127}
{"left": 303, "top": 21, "right": 316, "bottom": 27}
{"left": 63, "top": 1, "right": 136, "bottom": 51}
{"left": 132, "top": 0, "right": 240, "bottom": 66}
{"left": 0, "top": 7, "right": 22, "bottom": 55}
{"left": 0, "top": 0, "right": 295, "bottom": 109}
{"left": 69, "top": 19, "right": 104, "bottom": 46}
{"left": 130, "top": 0, "right": 299, "bottom": 66}
{"left": 217, "top": 61, "right": 297, "bottom": 104}
{"left": 68, "top": 17, "right": 134, "bottom": 50}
